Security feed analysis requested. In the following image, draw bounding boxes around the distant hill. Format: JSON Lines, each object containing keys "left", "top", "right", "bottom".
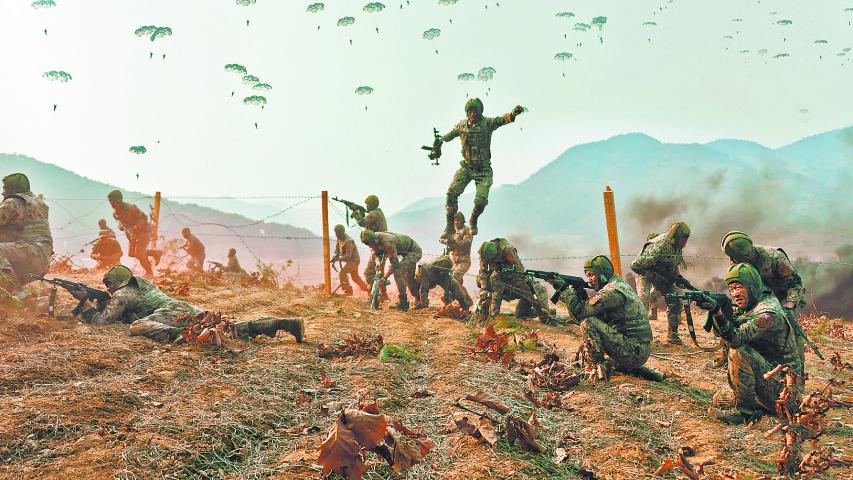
{"left": 0, "top": 154, "right": 322, "bottom": 272}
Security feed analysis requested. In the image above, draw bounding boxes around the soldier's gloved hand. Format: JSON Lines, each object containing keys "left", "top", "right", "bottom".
{"left": 512, "top": 105, "right": 524, "bottom": 115}
{"left": 439, "top": 238, "right": 448, "bottom": 245}
{"left": 694, "top": 294, "right": 718, "bottom": 311}
{"left": 549, "top": 277, "right": 566, "bottom": 290}
{"left": 68, "top": 286, "right": 88, "bottom": 301}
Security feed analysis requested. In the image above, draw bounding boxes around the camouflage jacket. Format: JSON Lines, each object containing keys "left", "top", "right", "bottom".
{"left": 630, "top": 233, "right": 684, "bottom": 281}
{"left": 0, "top": 192, "right": 53, "bottom": 247}
{"left": 112, "top": 202, "right": 150, "bottom": 238}
{"left": 372, "top": 232, "right": 420, "bottom": 271}
{"left": 714, "top": 294, "right": 802, "bottom": 373}
{"left": 447, "top": 227, "right": 473, "bottom": 262}
{"left": 92, "top": 237, "right": 123, "bottom": 258}
{"left": 183, "top": 234, "right": 205, "bottom": 258}
{"left": 442, "top": 113, "right": 516, "bottom": 169}
{"left": 478, "top": 238, "right": 525, "bottom": 288}
{"left": 416, "top": 256, "right": 453, "bottom": 291}
{"left": 353, "top": 208, "right": 387, "bottom": 232}
{"left": 334, "top": 234, "right": 360, "bottom": 263}
{"left": 82, "top": 277, "right": 198, "bottom": 326}
{"left": 559, "top": 275, "right": 653, "bottom": 342}
{"left": 748, "top": 245, "right": 806, "bottom": 309}
{"left": 226, "top": 255, "right": 245, "bottom": 274}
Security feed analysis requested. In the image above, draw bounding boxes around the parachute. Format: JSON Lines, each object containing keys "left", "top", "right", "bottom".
{"left": 129, "top": 146, "right": 147, "bottom": 155}
{"left": 438, "top": 0, "right": 458, "bottom": 4}
{"left": 553, "top": 52, "right": 573, "bottom": 61}
{"left": 43, "top": 70, "right": 72, "bottom": 82}
{"left": 723, "top": 35, "right": 733, "bottom": 40}
{"left": 774, "top": 53, "right": 789, "bottom": 58}
{"left": 363, "top": 2, "right": 385, "bottom": 13}
{"left": 31, "top": 0, "right": 56, "bottom": 8}
{"left": 225, "top": 63, "right": 248, "bottom": 74}
{"left": 591, "top": 16, "right": 607, "bottom": 29}
{"left": 574, "top": 22, "right": 591, "bottom": 32}
{"left": 354, "top": 86, "right": 374, "bottom": 95}
{"left": 252, "top": 83, "right": 272, "bottom": 91}
{"left": 555, "top": 12, "right": 574, "bottom": 18}
{"left": 731, "top": 18, "right": 743, "bottom": 22}
{"left": 150, "top": 27, "right": 172, "bottom": 42}
{"left": 235, "top": 0, "right": 256, "bottom": 5}
{"left": 757, "top": 49, "right": 769, "bottom": 55}
{"left": 242, "top": 74, "right": 260, "bottom": 84}
{"left": 243, "top": 95, "right": 267, "bottom": 106}
{"left": 642, "top": 22, "right": 657, "bottom": 27}
{"left": 776, "top": 19, "right": 793, "bottom": 26}
{"left": 477, "top": 67, "right": 496, "bottom": 81}
{"left": 457, "top": 73, "right": 475, "bottom": 81}
{"left": 134, "top": 26, "right": 158, "bottom": 37}
{"left": 739, "top": 49, "right": 750, "bottom": 53}
{"left": 814, "top": 39, "right": 828, "bottom": 44}
{"left": 337, "top": 16, "right": 355, "bottom": 27}
{"left": 423, "top": 28, "right": 441, "bottom": 40}
{"left": 306, "top": 3, "right": 325, "bottom": 13}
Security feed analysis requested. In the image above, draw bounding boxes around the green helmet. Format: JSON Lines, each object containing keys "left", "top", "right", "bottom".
{"left": 181, "top": 227, "right": 191, "bottom": 235}
{"left": 434, "top": 255, "right": 453, "bottom": 270}
{"left": 667, "top": 221, "right": 690, "bottom": 240}
{"left": 103, "top": 264, "right": 134, "bottom": 291}
{"left": 334, "top": 224, "right": 345, "bottom": 235}
{"left": 2, "top": 173, "right": 31, "bottom": 196}
{"left": 107, "top": 190, "right": 123, "bottom": 202}
{"left": 465, "top": 97, "right": 484, "bottom": 114}
{"left": 478, "top": 240, "right": 499, "bottom": 263}
{"left": 721, "top": 231, "right": 754, "bottom": 262}
{"left": 646, "top": 232, "right": 659, "bottom": 241}
{"left": 725, "top": 262, "right": 766, "bottom": 308}
{"left": 583, "top": 255, "right": 615, "bottom": 284}
{"left": 360, "top": 229, "right": 376, "bottom": 244}
{"left": 364, "top": 195, "right": 379, "bottom": 210}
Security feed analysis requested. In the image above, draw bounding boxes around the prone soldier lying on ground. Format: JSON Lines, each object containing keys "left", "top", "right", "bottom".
{"left": 67, "top": 265, "right": 304, "bottom": 344}
{"left": 413, "top": 255, "right": 472, "bottom": 311}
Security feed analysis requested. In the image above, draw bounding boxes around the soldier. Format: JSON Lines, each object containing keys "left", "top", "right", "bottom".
{"left": 437, "top": 98, "right": 525, "bottom": 239}
{"left": 225, "top": 248, "right": 247, "bottom": 274}
{"left": 351, "top": 194, "right": 389, "bottom": 302}
{"left": 331, "top": 224, "right": 369, "bottom": 296}
{"left": 549, "top": 255, "right": 658, "bottom": 379}
{"left": 720, "top": 231, "right": 810, "bottom": 357}
{"left": 636, "top": 232, "right": 661, "bottom": 319}
{"left": 477, "top": 238, "right": 553, "bottom": 323}
{"left": 180, "top": 227, "right": 206, "bottom": 273}
{"left": 695, "top": 263, "right": 802, "bottom": 424}
{"left": 630, "top": 221, "right": 691, "bottom": 344}
{"left": 108, "top": 190, "right": 161, "bottom": 277}
{"left": 97, "top": 219, "right": 116, "bottom": 238}
{"left": 441, "top": 211, "right": 473, "bottom": 289}
{"left": 0, "top": 173, "right": 53, "bottom": 306}
{"left": 413, "top": 255, "right": 472, "bottom": 310}
{"left": 359, "top": 230, "right": 421, "bottom": 311}
{"left": 90, "top": 233, "right": 123, "bottom": 270}
{"left": 72, "top": 265, "right": 304, "bottom": 343}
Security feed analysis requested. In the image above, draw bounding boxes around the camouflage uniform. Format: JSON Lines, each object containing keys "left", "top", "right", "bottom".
{"left": 559, "top": 256, "right": 652, "bottom": 371}
{"left": 636, "top": 232, "right": 660, "bottom": 319}
{"left": 415, "top": 255, "right": 472, "bottom": 309}
{"left": 478, "top": 238, "right": 552, "bottom": 322}
{"left": 702, "top": 263, "right": 802, "bottom": 420}
{"left": 0, "top": 174, "right": 53, "bottom": 294}
{"left": 445, "top": 222, "right": 473, "bottom": 285}
{"left": 361, "top": 230, "right": 422, "bottom": 309}
{"left": 181, "top": 230, "right": 206, "bottom": 273}
{"left": 225, "top": 249, "right": 246, "bottom": 274}
{"left": 441, "top": 99, "right": 523, "bottom": 236}
{"left": 109, "top": 191, "right": 160, "bottom": 276}
{"left": 90, "top": 235, "right": 123, "bottom": 270}
{"left": 97, "top": 220, "right": 116, "bottom": 239}
{"left": 81, "top": 265, "right": 303, "bottom": 343}
{"left": 630, "top": 221, "right": 690, "bottom": 343}
{"left": 332, "top": 227, "right": 368, "bottom": 296}
{"left": 352, "top": 196, "right": 388, "bottom": 300}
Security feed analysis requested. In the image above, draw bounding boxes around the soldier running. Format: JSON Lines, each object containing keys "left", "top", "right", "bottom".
{"left": 108, "top": 190, "right": 161, "bottom": 277}
{"left": 331, "top": 224, "right": 369, "bottom": 296}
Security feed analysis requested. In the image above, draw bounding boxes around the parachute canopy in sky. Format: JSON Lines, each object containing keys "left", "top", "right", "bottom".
{"left": 731, "top": 18, "right": 743, "bottom": 22}
{"left": 438, "top": 0, "right": 458, "bottom": 4}
{"left": 225, "top": 63, "right": 248, "bottom": 74}
{"left": 129, "top": 146, "right": 147, "bottom": 155}
{"left": 355, "top": 85, "right": 374, "bottom": 95}
{"left": 423, "top": 28, "right": 441, "bottom": 40}
{"left": 363, "top": 2, "right": 385, "bottom": 13}
{"left": 574, "top": 23, "right": 591, "bottom": 32}
{"left": 243, "top": 95, "right": 267, "bottom": 106}
{"left": 31, "top": 0, "right": 56, "bottom": 9}
{"left": 554, "top": 52, "right": 573, "bottom": 61}
{"left": 757, "top": 48, "right": 769, "bottom": 55}
{"left": 253, "top": 83, "right": 272, "bottom": 91}
{"left": 814, "top": 39, "right": 828, "bottom": 44}
{"left": 591, "top": 16, "right": 607, "bottom": 29}
{"left": 337, "top": 16, "right": 355, "bottom": 27}
{"left": 242, "top": 74, "right": 260, "bottom": 84}
{"left": 43, "top": 70, "right": 71, "bottom": 82}
{"left": 642, "top": 22, "right": 657, "bottom": 27}
{"left": 477, "top": 66, "right": 496, "bottom": 81}
{"left": 306, "top": 3, "right": 324, "bottom": 13}
{"left": 555, "top": 12, "right": 574, "bottom": 18}
{"left": 134, "top": 26, "right": 158, "bottom": 37}
{"left": 235, "top": 0, "right": 257, "bottom": 5}
{"left": 457, "top": 72, "right": 475, "bottom": 81}
{"left": 774, "top": 53, "right": 790, "bottom": 58}
{"left": 776, "top": 19, "right": 793, "bottom": 26}
{"left": 150, "top": 27, "right": 172, "bottom": 41}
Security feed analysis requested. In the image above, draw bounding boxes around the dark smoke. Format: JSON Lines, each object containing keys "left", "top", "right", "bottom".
{"left": 798, "top": 245, "right": 853, "bottom": 318}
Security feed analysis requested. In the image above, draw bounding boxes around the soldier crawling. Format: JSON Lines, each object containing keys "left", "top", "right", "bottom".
{"left": 331, "top": 224, "right": 369, "bottom": 296}
{"left": 351, "top": 195, "right": 389, "bottom": 302}
{"left": 360, "top": 230, "right": 422, "bottom": 311}
{"left": 477, "top": 238, "right": 552, "bottom": 323}
{"left": 437, "top": 98, "right": 525, "bottom": 239}
{"left": 413, "top": 255, "right": 472, "bottom": 311}
{"left": 108, "top": 190, "right": 161, "bottom": 277}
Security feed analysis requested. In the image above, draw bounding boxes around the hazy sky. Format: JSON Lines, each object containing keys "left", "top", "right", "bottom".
{"left": 1, "top": 0, "right": 851, "bottom": 213}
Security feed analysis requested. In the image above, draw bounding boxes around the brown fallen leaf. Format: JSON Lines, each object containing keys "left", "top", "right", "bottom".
{"left": 463, "top": 390, "right": 511, "bottom": 414}
{"left": 317, "top": 416, "right": 368, "bottom": 480}
{"left": 383, "top": 423, "right": 435, "bottom": 473}
{"left": 342, "top": 409, "right": 387, "bottom": 449}
{"left": 452, "top": 410, "right": 498, "bottom": 447}
{"left": 411, "top": 389, "right": 435, "bottom": 398}
{"left": 505, "top": 415, "right": 545, "bottom": 453}
{"left": 553, "top": 447, "right": 568, "bottom": 465}
{"left": 654, "top": 457, "right": 675, "bottom": 476}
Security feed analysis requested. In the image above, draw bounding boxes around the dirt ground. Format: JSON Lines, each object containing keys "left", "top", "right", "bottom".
{"left": 0, "top": 273, "right": 850, "bottom": 480}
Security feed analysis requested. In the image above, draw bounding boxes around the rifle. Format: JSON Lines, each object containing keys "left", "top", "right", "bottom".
{"left": 30, "top": 274, "right": 111, "bottom": 317}
{"left": 420, "top": 127, "right": 442, "bottom": 166}
{"left": 369, "top": 254, "right": 389, "bottom": 310}
{"left": 789, "top": 316, "right": 824, "bottom": 360}
{"left": 331, "top": 197, "right": 366, "bottom": 227}
{"left": 666, "top": 290, "right": 732, "bottom": 351}
{"left": 525, "top": 270, "right": 591, "bottom": 304}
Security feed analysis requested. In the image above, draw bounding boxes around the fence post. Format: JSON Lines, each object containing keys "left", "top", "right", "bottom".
{"left": 603, "top": 185, "right": 622, "bottom": 275}
{"left": 321, "top": 191, "right": 332, "bottom": 295}
{"left": 151, "top": 192, "right": 161, "bottom": 248}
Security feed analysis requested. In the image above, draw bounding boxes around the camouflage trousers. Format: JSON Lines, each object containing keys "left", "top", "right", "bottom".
{"left": 450, "top": 255, "right": 471, "bottom": 285}
{"left": 418, "top": 276, "right": 472, "bottom": 309}
{"left": 636, "top": 275, "right": 660, "bottom": 318}
{"left": 0, "top": 241, "right": 52, "bottom": 285}
{"left": 187, "top": 254, "right": 205, "bottom": 273}
{"left": 339, "top": 260, "right": 368, "bottom": 294}
{"left": 446, "top": 164, "right": 493, "bottom": 211}
{"left": 364, "top": 252, "right": 387, "bottom": 298}
{"left": 784, "top": 305, "right": 805, "bottom": 363}
{"left": 392, "top": 249, "right": 422, "bottom": 300}
{"left": 581, "top": 317, "right": 651, "bottom": 370}
{"left": 127, "top": 301, "right": 200, "bottom": 342}
{"left": 648, "top": 276, "right": 682, "bottom": 333}
{"left": 487, "top": 271, "right": 550, "bottom": 321}
{"left": 727, "top": 345, "right": 791, "bottom": 413}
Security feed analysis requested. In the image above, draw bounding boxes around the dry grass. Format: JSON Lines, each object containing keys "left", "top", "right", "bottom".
{"left": 0, "top": 277, "right": 850, "bottom": 480}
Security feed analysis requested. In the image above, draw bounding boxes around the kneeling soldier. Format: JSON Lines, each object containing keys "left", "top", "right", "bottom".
{"left": 414, "top": 255, "right": 472, "bottom": 310}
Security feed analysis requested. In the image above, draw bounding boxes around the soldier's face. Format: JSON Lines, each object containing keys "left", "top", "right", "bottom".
{"left": 454, "top": 218, "right": 463, "bottom": 230}
{"left": 676, "top": 237, "right": 689, "bottom": 249}
{"left": 467, "top": 109, "right": 480, "bottom": 123}
{"left": 108, "top": 198, "right": 120, "bottom": 209}
{"left": 585, "top": 270, "right": 600, "bottom": 289}
{"left": 728, "top": 282, "right": 748, "bottom": 309}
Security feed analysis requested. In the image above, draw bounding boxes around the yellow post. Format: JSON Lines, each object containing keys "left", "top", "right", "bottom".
{"left": 151, "top": 192, "right": 161, "bottom": 248}
{"left": 321, "top": 191, "right": 332, "bottom": 295}
{"left": 603, "top": 186, "right": 622, "bottom": 275}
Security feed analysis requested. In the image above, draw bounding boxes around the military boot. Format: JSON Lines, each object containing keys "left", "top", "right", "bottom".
{"left": 708, "top": 407, "right": 762, "bottom": 425}
{"left": 0, "top": 271, "right": 23, "bottom": 308}
{"left": 469, "top": 204, "right": 486, "bottom": 236}
{"left": 621, "top": 366, "right": 665, "bottom": 382}
{"left": 238, "top": 317, "right": 304, "bottom": 343}
{"left": 390, "top": 295, "right": 409, "bottom": 311}
{"left": 341, "top": 283, "right": 354, "bottom": 297}
{"left": 666, "top": 312, "right": 683, "bottom": 345}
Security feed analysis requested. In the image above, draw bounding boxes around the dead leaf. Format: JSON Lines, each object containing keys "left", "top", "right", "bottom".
{"left": 553, "top": 447, "right": 568, "bottom": 465}
{"left": 411, "top": 390, "right": 435, "bottom": 398}
{"left": 342, "top": 409, "right": 387, "bottom": 449}
{"left": 463, "top": 390, "right": 511, "bottom": 414}
{"left": 384, "top": 423, "right": 434, "bottom": 473}
{"left": 452, "top": 410, "right": 498, "bottom": 447}
{"left": 654, "top": 458, "right": 675, "bottom": 476}
{"left": 505, "top": 415, "right": 545, "bottom": 453}
{"left": 317, "top": 417, "right": 368, "bottom": 480}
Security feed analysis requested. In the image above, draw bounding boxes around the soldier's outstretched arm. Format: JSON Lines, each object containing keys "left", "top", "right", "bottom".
{"left": 441, "top": 122, "right": 461, "bottom": 143}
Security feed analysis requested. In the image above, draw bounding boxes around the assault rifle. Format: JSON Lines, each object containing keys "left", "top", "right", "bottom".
{"left": 29, "top": 274, "right": 111, "bottom": 316}
{"left": 331, "top": 197, "right": 366, "bottom": 227}
{"left": 666, "top": 290, "right": 733, "bottom": 351}
{"left": 420, "top": 128, "right": 442, "bottom": 165}
{"left": 369, "top": 254, "right": 389, "bottom": 310}
{"left": 525, "top": 270, "right": 591, "bottom": 304}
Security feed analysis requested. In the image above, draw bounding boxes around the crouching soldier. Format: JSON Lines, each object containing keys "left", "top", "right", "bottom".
{"left": 360, "top": 230, "right": 422, "bottom": 311}
{"left": 477, "top": 238, "right": 552, "bottom": 323}
{"left": 72, "top": 265, "right": 304, "bottom": 343}
{"left": 413, "top": 255, "right": 472, "bottom": 310}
